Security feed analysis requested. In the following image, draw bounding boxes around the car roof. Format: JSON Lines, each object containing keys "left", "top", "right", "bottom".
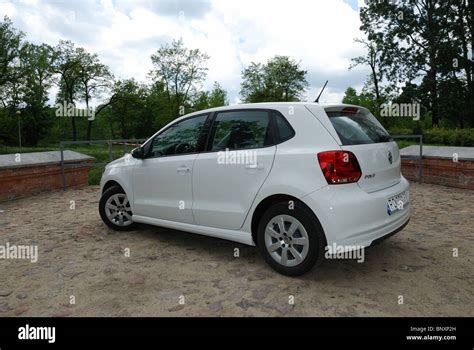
{"left": 177, "top": 102, "right": 368, "bottom": 121}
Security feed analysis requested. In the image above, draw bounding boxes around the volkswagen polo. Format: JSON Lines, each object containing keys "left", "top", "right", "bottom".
{"left": 99, "top": 103, "right": 410, "bottom": 276}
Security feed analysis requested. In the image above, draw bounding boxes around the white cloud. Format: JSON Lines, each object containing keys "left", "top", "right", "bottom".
{"left": 2, "top": 0, "right": 370, "bottom": 105}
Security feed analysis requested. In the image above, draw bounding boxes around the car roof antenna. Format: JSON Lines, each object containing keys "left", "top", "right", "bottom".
{"left": 314, "top": 80, "right": 329, "bottom": 103}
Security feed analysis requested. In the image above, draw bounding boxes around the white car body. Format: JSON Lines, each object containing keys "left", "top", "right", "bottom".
{"left": 100, "top": 102, "right": 411, "bottom": 253}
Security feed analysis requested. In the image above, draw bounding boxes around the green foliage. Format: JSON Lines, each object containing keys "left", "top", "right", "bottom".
{"left": 150, "top": 38, "right": 209, "bottom": 118}
{"left": 1, "top": 12, "right": 472, "bottom": 150}
{"left": 386, "top": 127, "right": 474, "bottom": 147}
{"left": 349, "top": 38, "right": 385, "bottom": 106}
{"left": 342, "top": 87, "right": 377, "bottom": 111}
{"left": 192, "top": 82, "right": 229, "bottom": 111}
{"left": 423, "top": 128, "right": 474, "bottom": 147}
{"left": 358, "top": 0, "right": 474, "bottom": 128}
{"left": 0, "top": 15, "right": 23, "bottom": 87}
{"left": 240, "top": 56, "right": 308, "bottom": 102}
{"left": 0, "top": 18, "right": 231, "bottom": 146}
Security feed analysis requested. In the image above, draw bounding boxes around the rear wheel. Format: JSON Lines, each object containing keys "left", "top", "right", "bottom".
{"left": 257, "top": 201, "right": 326, "bottom": 276}
{"left": 99, "top": 185, "right": 138, "bottom": 231}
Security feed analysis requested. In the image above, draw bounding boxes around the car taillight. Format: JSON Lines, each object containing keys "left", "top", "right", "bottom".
{"left": 317, "top": 151, "right": 362, "bottom": 185}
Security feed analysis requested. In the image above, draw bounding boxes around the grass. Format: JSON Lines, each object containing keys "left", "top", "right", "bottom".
{"left": 396, "top": 140, "right": 419, "bottom": 149}
{"left": 395, "top": 140, "right": 446, "bottom": 149}
{"left": 0, "top": 146, "right": 57, "bottom": 154}
{"left": 0, "top": 143, "right": 136, "bottom": 186}
{"left": 88, "top": 167, "right": 106, "bottom": 186}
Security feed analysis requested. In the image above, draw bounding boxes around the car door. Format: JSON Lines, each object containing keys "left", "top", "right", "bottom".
{"left": 192, "top": 109, "right": 277, "bottom": 230}
{"left": 132, "top": 114, "right": 208, "bottom": 224}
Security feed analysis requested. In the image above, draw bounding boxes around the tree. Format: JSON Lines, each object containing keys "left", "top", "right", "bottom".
{"left": 140, "top": 81, "right": 171, "bottom": 135}
{"left": 0, "top": 16, "right": 24, "bottom": 144}
{"left": 193, "top": 82, "right": 229, "bottom": 111}
{"left": 106, "top": 79, "right": 148, "bottom": 139}
{"left": 240, "top": 56, "right": 308, "bottom": 102}
{"left": 359, "top": 0, "right": 456, "bottom": 127}
{"left": 18, "top": 43, "right": 56, "bottom": 145}
{"left": 443, "top": 0, "right": 474, "bottom": 128}
{"left": 208, "top": 82, "right": 228, "bottom": 107}
{"left": 0, "top": 19, "right": 56, "bottom": 146}
{"left": 240, "top": 62, "right": 266, "bottom": 102}
{"left": 342, "top": 87, "right": 377, "bottom": 111}
{"left": 53, "top": 40, "right": 82, "bottom": 140}
{"left": 0, "top": 16, "right": 23, "bottom": 88}
{"left": 349, "top": 38, "right": 385, "bottom": 114}
{"left": 76, "top": 48, "right": 113, "bottom": 140}
{"left": 150, "top": 39, "right": 209, "bottom": 118}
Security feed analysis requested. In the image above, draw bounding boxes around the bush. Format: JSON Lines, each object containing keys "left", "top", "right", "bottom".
{"left": 388, "top": 127, "right": 413, "bottom": 136}
{"left": 424, "top": 128, "right": 474, "bottom": 147}
{"left": 388, "top": 127, "right": 474, "bottom": 147}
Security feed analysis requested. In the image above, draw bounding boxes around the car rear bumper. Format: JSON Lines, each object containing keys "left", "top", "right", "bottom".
{"left": 369, "top": 218, "right": 410, "bottom": 247}
{"left": 301, "top": 176, "right": 411, "bottom": 249}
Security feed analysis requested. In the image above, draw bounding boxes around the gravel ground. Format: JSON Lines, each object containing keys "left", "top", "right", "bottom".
{"left": 0, "top": 183, "right": 473, "bottom": 317}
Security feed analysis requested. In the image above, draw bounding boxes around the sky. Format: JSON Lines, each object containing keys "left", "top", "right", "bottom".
{"left": 1, "top": 0, "right": 370, "bottom": 106}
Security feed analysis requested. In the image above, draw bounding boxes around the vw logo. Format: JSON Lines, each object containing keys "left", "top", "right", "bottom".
{"left": 388, "top": 151, "right": 393, "bottom": 165}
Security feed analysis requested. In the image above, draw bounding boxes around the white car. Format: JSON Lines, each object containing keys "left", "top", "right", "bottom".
{"left": 99, "top": 103, "right": 410, "bottom": 276}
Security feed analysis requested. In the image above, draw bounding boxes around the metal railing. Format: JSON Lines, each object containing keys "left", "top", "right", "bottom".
{"left": 59, "top": 139, "right": 146, "bottom": 191}
{"left": 392, "top": 134, "right": 423, "bottom": 184}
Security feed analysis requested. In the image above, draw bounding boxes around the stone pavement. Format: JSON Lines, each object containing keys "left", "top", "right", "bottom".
{"left": 0, "top": 183, "right": 472, "bottom": 316}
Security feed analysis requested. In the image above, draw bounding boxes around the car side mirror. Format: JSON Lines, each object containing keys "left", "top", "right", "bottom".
{"left": 131, "top": 147, "right": 145, "bottom": 159}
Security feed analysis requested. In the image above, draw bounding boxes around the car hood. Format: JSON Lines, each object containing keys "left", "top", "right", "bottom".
{"left": 106, "top": 154, "right": 135, "bottom": 169}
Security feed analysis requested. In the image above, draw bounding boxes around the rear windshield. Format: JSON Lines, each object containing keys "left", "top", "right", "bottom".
{"left": 326, "top": 109, "right": 393, "bottom": 145}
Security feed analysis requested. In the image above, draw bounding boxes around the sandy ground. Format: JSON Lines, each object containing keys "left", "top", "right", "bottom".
{"left": 0, "top": 183, "right": 473, "bottom": 317}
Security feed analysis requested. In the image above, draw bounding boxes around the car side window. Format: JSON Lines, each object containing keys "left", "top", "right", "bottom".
{"left": 149, "top": 115, "right": 207, "bottom": 158}
{"left": 210, "top": 111, "right": 272, "bottom": 151}
{"left": 274, "top": 112, "right": 295, "bottom": 142}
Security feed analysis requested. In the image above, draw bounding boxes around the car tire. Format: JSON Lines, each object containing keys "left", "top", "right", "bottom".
{"left": 99, "top": 185, "right": 138, "bottom": 231}
{"left": 257, "top": 201, "right": 326, "bottom": 276}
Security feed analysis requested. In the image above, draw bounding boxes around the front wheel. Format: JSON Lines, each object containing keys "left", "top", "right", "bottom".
{"left": 99, "top": 185, "right": 138, "bottom": 231}
{"left": 257, "top": 202, "right": 326, "bottom": 276}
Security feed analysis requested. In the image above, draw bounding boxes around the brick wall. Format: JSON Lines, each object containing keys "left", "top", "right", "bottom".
{"left": 0, "top": 161, "right": 93, "bottom": 202}
{"left": 402, "top": 158, "right": 474, "bottom": 190}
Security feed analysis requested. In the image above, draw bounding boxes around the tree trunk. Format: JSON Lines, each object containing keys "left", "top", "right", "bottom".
{"left": 71, "top": 117, "right": 77, "bottom": 141}
{"left": 469, "top": 0, "right": 474, "bottom": 78}
{"left": 428, "top": 55, "right": 439, "bottom": 127}
{"left": 460, "top": 2, "right": 472, "bottom": 87}
{"left": 370, "top": 64, "right": 381, "bottom": 117}
{"left": 86, "top": 95, "right": 92, "bottom": 141}
{"left": 458, "top": 1, "right": 471, "bottom": 129}
{"left": 467, "top": 0, "right": 474, "bottom": 127}
{"left": 69, "top": 92, "right": 77, "bottom": 141}
{"left": 426, "top": 2, "right": 439, "bottom": 128}
{"left": 429, "top": 72, "right": 439, "bottom": 127}
{"left": 87, "top": 121, "right": 92, "bottom": 141}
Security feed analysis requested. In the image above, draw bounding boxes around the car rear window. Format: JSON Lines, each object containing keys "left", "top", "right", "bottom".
{"left": 325, "top": 108, "right": 393, "bottom": 145}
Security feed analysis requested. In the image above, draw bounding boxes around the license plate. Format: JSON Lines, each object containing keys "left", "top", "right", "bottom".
{"left": 387, "top": 191, "right": 409, "bottom": 216}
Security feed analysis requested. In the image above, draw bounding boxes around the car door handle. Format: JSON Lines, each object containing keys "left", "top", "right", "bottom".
{"left": 245, "top": 163, "right": 265, "bottom": 170}
{"left": 177, "top": 166, "right": 191, "bottom": 174}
